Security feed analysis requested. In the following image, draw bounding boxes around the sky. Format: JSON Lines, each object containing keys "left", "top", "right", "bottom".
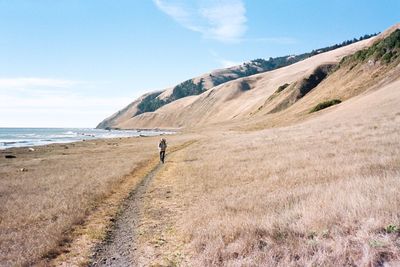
{"left": 0, "top": 0, "right": 399, "bottom": 128}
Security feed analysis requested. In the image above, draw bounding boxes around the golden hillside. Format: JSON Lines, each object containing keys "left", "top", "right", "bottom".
{"left": 99, "top": 24, "right": 399, "bottom": 131}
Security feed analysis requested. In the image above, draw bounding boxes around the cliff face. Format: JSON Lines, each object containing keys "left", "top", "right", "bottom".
{"left": 97, "top": 24, "right": 399, "bottom": 130}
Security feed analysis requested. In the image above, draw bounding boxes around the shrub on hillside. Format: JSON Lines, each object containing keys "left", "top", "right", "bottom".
{"left": 276, "top": 83, "right": 290, "bottom": 93}
{"left": 135, "top": 79, "right": 205, "bottom": 115}
{"left": 136, "top": 91, "right": 165, "bottom": 115}
{"left": 310, "top": 99, "right": 342, "bottom": 113}
{"left": 172, "top": 79, "right": 205, "bottom": 100}
{"left": 385, "top": 224, "right": 399, "bottom": 234}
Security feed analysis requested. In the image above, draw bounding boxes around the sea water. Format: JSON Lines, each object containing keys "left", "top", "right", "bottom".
{"left": 0, "top": 128, "right": 173, "bottom": 149}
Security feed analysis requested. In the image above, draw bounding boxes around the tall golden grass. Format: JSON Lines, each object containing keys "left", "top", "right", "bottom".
{"left": 181, "top": 120, "right": 399, "bottom": 265}
{"left": 136, "top": 84, "right": 400, "bottom": 266}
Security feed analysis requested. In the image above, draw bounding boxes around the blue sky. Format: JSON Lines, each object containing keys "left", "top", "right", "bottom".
{"left": 0, "top": 0, "right": 399, "bottom": 127}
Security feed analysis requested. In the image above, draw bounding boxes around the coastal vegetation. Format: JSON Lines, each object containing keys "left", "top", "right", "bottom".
{"left": 136, "top": 91, "right": 165, "bottom": 115}
{"left": 341, "top": 29, "right": 400, "bottom": 65}
{"left": 276, "top": 83, "right": 290, "bottom": 93}
{"left": 172, "top": 79, "right": 205, "bottom": 99}
{"left": 135, "top": 79, "right": 205, "bottom": 116}
{"left": 310, "top": 99, "right": 342, "bottom": 112}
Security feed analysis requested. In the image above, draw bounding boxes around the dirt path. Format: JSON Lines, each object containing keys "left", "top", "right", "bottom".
{"left": 89, "top": 161, "right": 161, "bottom": 266}
{"left": 89, "top": 141, "right": 195, "bottom": 266}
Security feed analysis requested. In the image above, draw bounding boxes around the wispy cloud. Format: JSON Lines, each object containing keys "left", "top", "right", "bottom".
{"left": 153, "top": 0, "right": 247, "bottom": 42}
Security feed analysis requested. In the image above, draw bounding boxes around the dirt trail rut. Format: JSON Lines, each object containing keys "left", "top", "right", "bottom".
{"left": 90, "top": 162, "right": 161, "bottom": 266}
{"left": 89, "top": 141, "right": 195, "bottom": 266}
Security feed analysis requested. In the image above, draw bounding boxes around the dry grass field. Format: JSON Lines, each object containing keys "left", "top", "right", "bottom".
{"left": 131, "top": 79, "right": 400, "bottom": 266}
{"left": 1, "top": 25, "right": 399, "bottom": 267}
{"left": 2, "top": 81, "right": 398, "bottom": 266}
{"left": 0, "top": 134, "right": 193, "bottom": 266}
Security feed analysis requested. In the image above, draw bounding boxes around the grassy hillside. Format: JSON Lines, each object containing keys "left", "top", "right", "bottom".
{"left": 115, "top": 30, "right": 392, "bottom": 130}
{"left": 131, "top": 78, "right": 400, "bottom": 266}
{"left": 97, "top": 33, "right": 377, "bottom": 127}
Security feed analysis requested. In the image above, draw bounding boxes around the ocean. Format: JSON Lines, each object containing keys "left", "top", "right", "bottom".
{"left": 0, "top": 128, "right": 172, "bottom": 149}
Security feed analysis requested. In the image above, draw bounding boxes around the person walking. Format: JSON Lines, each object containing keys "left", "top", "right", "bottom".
{"left": 158, "top": 138, "right": 167, "bottom": 163}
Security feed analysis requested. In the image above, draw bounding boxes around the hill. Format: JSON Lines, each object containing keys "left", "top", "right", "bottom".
{"left": 96, "top": 33, "right": 377, "bottom": 129}
{"left": 98, "top": 27, "right": 399, "bottom": 130}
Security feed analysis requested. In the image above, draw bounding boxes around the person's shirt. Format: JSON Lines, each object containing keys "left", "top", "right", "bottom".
{"left": 159, "top": 141, "right": 167, "bottom": 151}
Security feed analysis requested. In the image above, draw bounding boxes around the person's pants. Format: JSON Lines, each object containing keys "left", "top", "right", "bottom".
{"left": 160, "top": 151, "right": 165, "bottom": 163}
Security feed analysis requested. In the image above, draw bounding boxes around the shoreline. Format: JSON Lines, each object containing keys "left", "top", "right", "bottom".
{"left": 0, "top": 128, "right": 177, "bottom": 151}
{"left": 99, "top": 126, "right": 180, "bottom": 132}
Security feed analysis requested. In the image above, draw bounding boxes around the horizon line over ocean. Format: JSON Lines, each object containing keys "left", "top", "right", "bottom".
{"left": 0, "top": 127, "right": 173, "bottom": 149}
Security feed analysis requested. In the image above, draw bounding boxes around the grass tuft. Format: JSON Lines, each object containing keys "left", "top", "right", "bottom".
{"left": 384, "top": 224, "right": 399, "bottom": 234}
